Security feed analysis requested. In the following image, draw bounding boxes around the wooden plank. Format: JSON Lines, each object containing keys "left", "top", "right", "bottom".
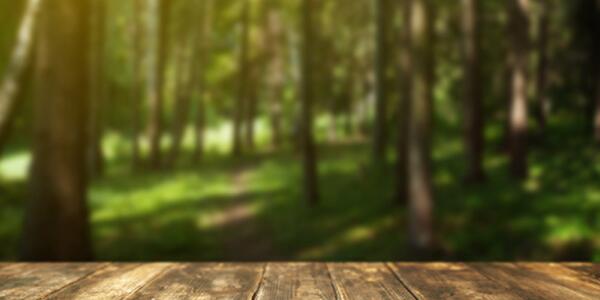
{"left": 515, "top": 263, "right": 600, "bottom": 298}
{"left": 44, "top": 263, "right": 171, "bottom": 299}
{"left": 564, "top": 263, "right": 600, "bottom": 284}
{"left": 327, "top": 263, "right": 415, "bottom": 300}
{"left": 129, "top": 263, "right": 265, "bottom": 300}
{"left": 0, "top": 263, "right": 102, "bottom": 300}
{"left": 389, "top": 263, "right": 519, "bottom": 300}
{"left": 254, "top": 263, "right": 337, "bottom": 300}
{"left": 471, "top": 263, "right": 598, "bottom": 300}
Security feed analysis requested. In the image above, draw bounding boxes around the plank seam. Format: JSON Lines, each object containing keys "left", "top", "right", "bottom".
{"left": 385, "top": 263, "right": 419, "bottom": 300}
{"left": 251, "top": 263, "right": 268, "bottom": 300}
{"left": 122, "top": 263, "right": 175, "bottom": 300}
{"left": 38, "top": 263, "right": 111, "bottom": 300}
{"left": 324, "top": 263, "right": 341, "bottom": 300}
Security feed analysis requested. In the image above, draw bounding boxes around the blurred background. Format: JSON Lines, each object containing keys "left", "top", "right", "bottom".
{"left": 0, "top": 0, "right": 599, "bottom": 262}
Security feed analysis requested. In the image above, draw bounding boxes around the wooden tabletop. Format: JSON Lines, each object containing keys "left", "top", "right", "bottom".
{"left": 0, "top": 263, "right": 598, "bottom": 299}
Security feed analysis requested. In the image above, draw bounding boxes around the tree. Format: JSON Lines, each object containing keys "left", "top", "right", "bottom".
{"left": 534, "top": 0, "right": 550, "bottom": 132}
{"left": 265, "top": 7, "right": 285, "bottom": 148}
{"left": 373, "top": 0, "right": 391, "bottom": 166}
{"left": 0, "top": 0, "right": 41, "bottom": 155}
{"left": 408, "top": 0, "right": 434, "bottom": 253}
{"left": 593, "top": 0, "right": 600, "bottom": 144}
{"left": 507, "top": 0, "right": 531, "bottom": 178}
{"left": 88, "top": 0, "right": 107, "bottom": 177}
{"left": 147, "top": 0, "right": 171, "bottom": 169}
{"left": 301, "top": 0, "right": 320, "bottom": 206}
{"left": 131, "top": 0, "right": 144, "bottom": 168}
{"left": 193, "top": 0, "right": 213, "bottom": 164}
{"left": 233, "top": 0, "right": 250, "bottom": 157}
{"left": 396, "top": 0, "right": 412, "bottom": 204}
{"left": 461, "top": 0, "right": 485, "bottom": 182}
{"left": 21, "top": 0, "right": 92, "bottom": 261}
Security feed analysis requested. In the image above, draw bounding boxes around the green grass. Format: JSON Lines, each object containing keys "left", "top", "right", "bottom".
{"left": 0, "top": 117, "right": 599, "bottom": 262}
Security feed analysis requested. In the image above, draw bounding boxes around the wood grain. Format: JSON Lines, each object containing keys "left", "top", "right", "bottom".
{"left": 255, "top": 263, "right": 337, "bottom": 299}
{"left": 45, "top": 263, "right": 171, "bottom": 299}
{"left": 0, "top": 263, "right": 100, "bottom": 300}
{"left": 516, "top": 263, "right": 600, "bottom": 298}
{"left": 128, "top": 263, "right": 265, "bottom": 300}
{"left": 389, "top": 262, "right": 519, "bottom": 300}
{"left": 327, "top": 263, "right": 415, "bottom": 300}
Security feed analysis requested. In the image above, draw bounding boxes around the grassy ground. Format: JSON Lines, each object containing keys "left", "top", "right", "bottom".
{"left": 0, "top": 117, "right": 599, "bottom": 262}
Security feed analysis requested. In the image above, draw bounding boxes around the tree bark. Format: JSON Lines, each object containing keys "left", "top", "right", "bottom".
{"left": 147, "top": 0, "right": 170, "bottom": 169}
{"left": 88, "top": 0, "right": 106, "bottom": 177}
{"left": 301, "top": 0, "right": 320, "bottom": 206}
{"left": 508, "top": 0, "right": 531, "bottom": 179}
{"left": 408, "top": 0, "right": 434, "bottom": 254}
{"left": 21, "top": 0, "right": 92, "bottom": 261}
{"left": 461, "top": 0, "right": 485, "bottom": 183}
{"left": 0, "top": 0, "right": 41, "bottom": 155}
{"left": 396, "top": 0, "right": 412, "bottom": 205}
{"left": 373, "top": 0, "right": 390, "bottom": 165}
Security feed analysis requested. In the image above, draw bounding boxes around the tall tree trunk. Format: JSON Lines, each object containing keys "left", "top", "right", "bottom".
{"left": 21, "top": 0, "right": 92, "bottom": 261}
{"left": 0, "top": 0, "right": 41, "bottom": 155}
{"left": 396, "top": 0, "right": 412, "bottom": 205}
{"left": 301, "top": 0, "right": 320, "bottom": 206}
{"left": 373, "top": 0, "right": 390, "bottom": 165}
{"left": 131, "top": 0, "right": 144, "bottom": 168}
{"left": 193, "top": 0, "right": 213, "bottom": 164}
{"left": 88, "top": 0, "right": 106, "bottom": 177}
{"left": 408, "top": 0, "right": 434, "bottom": 254}
{"left": 534, "top": 0, "right": 550, "bottom": 132}
{"left": 147, "top": 0, "right": 170, "bottom": 169}
{"left": 233, "top": 0, "right": 250, "bottom": 157}
{"left": 593, "top": 0, "right": 600, "bottom": 144}
{"left": 508, "top": 0, "right": 531, "bottom": 179}
{"left": 265, "top": 9, "right": 284, "bottom": 148}
{"left": 461, "top": 0, "right": 485, "bottom": 182}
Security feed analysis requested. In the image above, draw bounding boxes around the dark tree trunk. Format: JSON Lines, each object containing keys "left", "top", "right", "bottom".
{"left": 396, "top": 0, "right": 413, "bottom": 205}
{"left": 373, "top": 0, "right": 390, "bottom": 165}
{"left": 0, "top": 0, "right": 41, "bottom": 155}
{"left": 21, "top": 0, "right": 92, "bottom": 261}
{"left": 408, "top": 0, "right": 435, "bottom": 254}
{"left": 233, "top": 0, "right": 250, "bottom": 157}
{"left": 88, "top": 0, "right": 106, "bottom": 177}
{"left": 461, "top": 0, "right": 485, "bottom": 183}
{"left": 593, "top": 0, "right": 600, "bottom": 144}
{"left": 131, "top": 0, "right": 144, "bottom": 169}
{"left": 301, "top": 0, "right": 320, "bottom": 206}
{"left": 507, "top": 0, "right": 531, "bottom": 179}
{"left": 147, "top": 0, "right": 171, "bottom": 169}
{"left": 167, "top": 43, "right": 193, "bottom": 168}
{"left": 534, "top": 0, "right": 550, "bottom": 133}
{"left": 193, "top": 0, "right": 213, "bottom": 164}
{"left": 265, "top": 9, "right": 284, "bottom": 148}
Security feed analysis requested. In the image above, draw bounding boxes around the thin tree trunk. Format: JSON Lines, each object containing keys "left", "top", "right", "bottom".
{"left": 301, "top": 0, "right": 320, "bottom": 206}
{"left": 131, "top": 0, "right": 144, "bottom": 168}
{"left": 408, "top": 0, "right": 434, "bottom": 254}
{"left": 0, "top": 0, "right": 41, "bottom": 155}
{"left": 88, "top": 0, "right": 106, "bottom": 177}
{"left": 192, "top": 0, "right": 213, "bottom": 164}
{"left": 21, "top": 0, "right": 92, "bottom": 261}
{"left": 534, "top": 0, "right": 550, "bottom": 132}
{"left": 233, "top": 0, "right": 250, "bottom": 157}
{"left": 593, "top": 0, "right": 600, "bottom": 144}
{"left": 396, "top": 0, "right": 412, "bottom": 205}
{"left": 461, "top": 0, "right": 485, "bottom": 182}
{"left": 147, "top": 0, "right": 170, "bottom": 169}
{"left": 373, "top": 0, "right": 390, "bottom": 165}
{"left": 508, "top": 0, "right": 531, "bottom": 179}
{"left": 265, "top": 8, "right": 284, "bottom": 148}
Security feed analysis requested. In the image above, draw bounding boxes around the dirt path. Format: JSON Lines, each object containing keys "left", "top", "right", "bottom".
{"left": 216, "top": 167, "right": 278, "bottom": 261}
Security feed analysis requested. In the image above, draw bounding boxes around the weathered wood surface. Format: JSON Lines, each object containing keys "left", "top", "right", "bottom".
{"left": 0, "top": 263, "right": 598, "bottom": 299}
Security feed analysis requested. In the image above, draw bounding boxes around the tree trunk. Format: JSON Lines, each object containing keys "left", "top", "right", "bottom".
{"left": 131, "top": 0, "right": 143, "bottom": 168}
{"left": 167, "top": 41, "right": 193, "bottom": 168}
{"left": 301, "top": 0, "right": 320, "bottom": 206}
{"left": 147, "top": 0, "right": 170, "bottom": 169}
{"left": 21, "top": 0, "right": 92, "bottom": 261}
{"left": 534, "top": 0, "right": 550, "bottom": 132}
{"left": 233, "top": 0, "right": 250, "bottom": 157}
{"left": 193, "top": 0, "right": 213, "bottom": 164}
{"left": 88, "top": 0, "right": 106, "bottom": 177}
{"left": 593, "top": 0, "right": 600, "bottom": 144}
{"left": 408, "top": 0, "right": 434, "bottom": 254}
{"left": 373, "top": 0, "right": 390, "bottom": 165}
{"left": 508, "top": 0, "right": 531, "bottom": 179}
{"left": 461, "top": 0, "right": 485, "bottom": 183}
{"left": 396, "top": 0, "right": 412, "bottom": 205}
{"left": 0, "top": 0, "right": 41, "bottom": 155}
{"left": 265, "top": 9, "right": 284, "bottom": 148}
